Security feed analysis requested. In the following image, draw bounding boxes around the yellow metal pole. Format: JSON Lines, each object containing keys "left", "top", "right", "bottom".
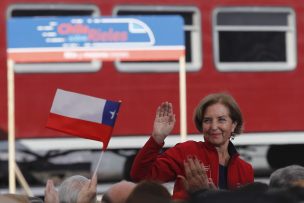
{"left": 7, "top": 59, "right": 16, "bottom": 193}
{"left": 179, "top": 56, "right": 187, "bottom": 142}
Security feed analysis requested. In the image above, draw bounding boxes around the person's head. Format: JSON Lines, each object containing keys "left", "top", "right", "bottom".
{"left": 235, "top": 182, "right": 269, "bottom": 194}
{"left": 0, "top": 194, "right": 30, "bottom": 203}
{"left": 126, "top": 180, "right": 171, "bottom": 203}
{"left": 293, "top": 179, "right": 304, "bottom": 187}
{"left": 269, "top": 165, "right": 304, "bottom": 189}
{"left": 58, "top": 175, "right": 90, "bottom": 203}
{"left": 259, "top": 189, "right": 299, "bottom": 203}
{"left": 102, "top": 180, "right": 136, "bottom": 203}
{"left": 193, "top": 93, "right": 243, "bottom": 146}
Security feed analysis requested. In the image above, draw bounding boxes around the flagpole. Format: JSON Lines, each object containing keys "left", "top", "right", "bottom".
{"left": 7, "top": 59, "right": 33, "bottom": 195}
{"left": 179, "top": 55, "right": 187, "bottom": 142}
{"left": 15, "top": 164, "right": 33, "bottom": 196}
{"left": 7, "top": 59, "right": 16, "bottom": 193}
{"left": 93, "top": 150, "right": 105, "bottom": 178}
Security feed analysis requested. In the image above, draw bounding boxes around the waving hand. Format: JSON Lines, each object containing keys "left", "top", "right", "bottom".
{"left": 152, "top": 102, "right": 176, "bottom": 144}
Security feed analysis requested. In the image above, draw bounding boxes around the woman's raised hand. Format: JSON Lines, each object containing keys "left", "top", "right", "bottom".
{"left": 152, "top": 102, "right": 176, "bottom": 144}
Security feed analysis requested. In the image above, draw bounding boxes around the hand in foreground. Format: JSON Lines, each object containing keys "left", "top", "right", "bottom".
{"left": 77, "top": 174, "right": 98, "bottom": 203}
{"left": 152, "top": 102, "right": 176, "bottom": 144}
{"left": 44, "top": 180, "right": 59, "bottom": 203}
{"left": 178, "top": 157, "right": 217, "bottom": 193}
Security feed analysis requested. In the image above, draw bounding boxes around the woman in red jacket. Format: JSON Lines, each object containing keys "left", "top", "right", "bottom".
{"left": 130, "top": 93, "right": 254, "bottom": 200}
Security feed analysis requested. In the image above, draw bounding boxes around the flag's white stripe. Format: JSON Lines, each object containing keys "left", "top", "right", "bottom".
{"left": 50, "top": 89, "right": 105, "bottom": 124}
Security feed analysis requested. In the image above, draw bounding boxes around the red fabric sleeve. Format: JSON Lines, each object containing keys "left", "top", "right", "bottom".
{"left": 130, "top": 136, "right": 183, "bottom": 183}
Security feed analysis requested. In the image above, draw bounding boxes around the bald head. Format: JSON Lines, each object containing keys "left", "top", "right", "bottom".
{"left": 102, "top": 181, "right": 136, "bottom": 203}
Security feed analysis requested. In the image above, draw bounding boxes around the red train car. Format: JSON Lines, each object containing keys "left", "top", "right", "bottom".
{"left": 1, "top": 0, "right": 304, "bottom": 191}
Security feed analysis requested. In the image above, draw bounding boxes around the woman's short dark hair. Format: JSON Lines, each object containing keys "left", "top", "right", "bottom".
{"left": 193, "top": 92, "right": 243, "bottom": 135}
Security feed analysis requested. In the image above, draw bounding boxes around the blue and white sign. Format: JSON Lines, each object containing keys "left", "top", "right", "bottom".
{"left": 7, "top": 16, "right": 185, "bottom": 62}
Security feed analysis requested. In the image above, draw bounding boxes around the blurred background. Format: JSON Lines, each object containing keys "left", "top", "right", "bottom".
{"left": 1, "top": 0, "right": 304, "bottom": 198}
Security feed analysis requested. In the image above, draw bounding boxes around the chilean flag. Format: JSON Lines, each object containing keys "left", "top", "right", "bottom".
{"left": 46, "top": 89, "right": 121, "bottom": 151}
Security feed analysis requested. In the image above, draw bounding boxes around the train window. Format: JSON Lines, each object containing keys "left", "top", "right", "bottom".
{"left": 113, "top": 6, "right": 202, "bottom": 72}
{"left": 213, "top": 7, "right": 296, "bottom": 72}
{"left": 7, "top": 4, "right": 101, "bottom": 73}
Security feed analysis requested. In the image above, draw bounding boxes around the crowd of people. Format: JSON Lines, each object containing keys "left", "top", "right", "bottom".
{"left": 1, "top": 92, "right": 304, "bottom": 203}
{"left": 1, "top": 164, "right": 304, "bottom": 203}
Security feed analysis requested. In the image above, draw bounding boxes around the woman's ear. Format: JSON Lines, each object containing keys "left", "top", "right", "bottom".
{"left": 232, "top": 121, "right": 237, "bottom": 133}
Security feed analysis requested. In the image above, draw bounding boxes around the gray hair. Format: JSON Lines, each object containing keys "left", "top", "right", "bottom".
{"left": 58, "top": 175, "right": 89, "bottom": 203}
{"left": 269, "top": 165, "right": 304, "bottom": 189}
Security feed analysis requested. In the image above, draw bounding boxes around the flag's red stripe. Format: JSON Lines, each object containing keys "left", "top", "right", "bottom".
{"left": 46, "top": 113, "right": 112, "bottom": 147}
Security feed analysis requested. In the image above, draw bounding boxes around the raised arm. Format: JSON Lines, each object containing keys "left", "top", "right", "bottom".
{"left": 152, "top": 102, "right": 176, "bottom": 144}
{"left": 130, "top": 102, "right": 178, "bottom": 182}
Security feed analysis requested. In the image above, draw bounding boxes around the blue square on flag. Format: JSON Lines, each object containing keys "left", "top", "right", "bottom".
{"left": 102, "top": 100, "right": 121, "bottom": 127}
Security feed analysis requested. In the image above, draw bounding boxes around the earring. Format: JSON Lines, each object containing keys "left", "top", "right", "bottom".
{"left": 230, "top": 132, "right": 235, "bottom": 140}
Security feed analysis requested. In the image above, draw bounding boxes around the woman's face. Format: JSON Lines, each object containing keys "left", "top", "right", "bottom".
{"left": 202, "top": 103, "right": 237, "bottom": 147}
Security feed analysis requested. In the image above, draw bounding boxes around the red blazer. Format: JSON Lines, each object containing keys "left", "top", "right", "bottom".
{"left": 131, "top": 137, "right": 254, "bottom": 200}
